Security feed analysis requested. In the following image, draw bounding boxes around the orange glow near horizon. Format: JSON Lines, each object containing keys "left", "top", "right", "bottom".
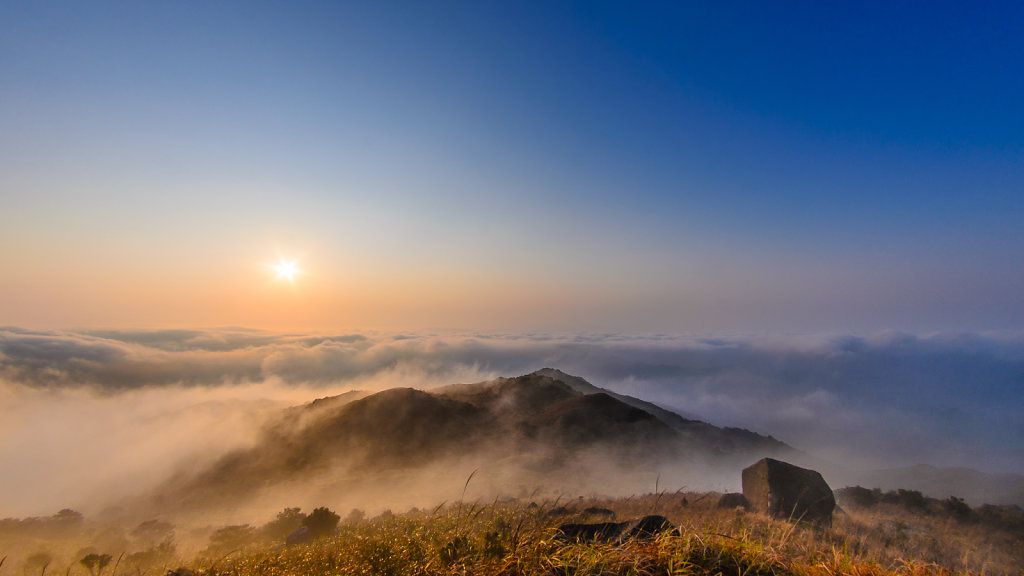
{"left": 0, "top": 249, "right": 676, "bottom": 333}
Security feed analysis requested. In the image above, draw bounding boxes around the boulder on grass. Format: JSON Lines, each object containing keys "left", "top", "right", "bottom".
{"left": 716, "top": 492, "right": 750, "bottom": 510}
{"left": 620, "top": 515, "right": 674, "bottom": 540}
{"left": 582, "top": 506, "right": 616, "bottom": 519}
{"left": 286, "top": 525, "right": 312, "bottom": 545}
{"left": 742, "top": 458, "right": 835, "bottom": 526}
{"left": 556, "top": 521, "right": 627, "bottom": 542}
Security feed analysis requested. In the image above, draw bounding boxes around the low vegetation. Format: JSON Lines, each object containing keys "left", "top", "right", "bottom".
{"left": 3, "top": 489, "right": 1021, "bottom": 576}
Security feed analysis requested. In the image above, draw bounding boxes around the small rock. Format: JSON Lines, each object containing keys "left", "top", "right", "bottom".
{"left": 717, "top": 492, "right": 750, "bottom": 510}
{"left": 556, "top": 521, "right": 627, "bottom": 542}
{"left": 286, "top": 525, "right": 312, "bottom": 545}
{"left": 583, "top": 507, "right": 616, "bottom": 519}
{"left": 556, "top": 515, "right": 675, "bottom": 544}
{"left": 546, "top": 506, "right": 571, "bottom": 517}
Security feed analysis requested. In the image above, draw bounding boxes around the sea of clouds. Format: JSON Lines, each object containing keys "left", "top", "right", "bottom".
{"left": 1, "top": 326, "right": 1021, "bottom": 516}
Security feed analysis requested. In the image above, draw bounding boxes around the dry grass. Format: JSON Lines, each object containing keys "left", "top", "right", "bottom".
{"left": 4, "top": 492, "right": 1021, "bottom": 576}
{"left": 191, "top": 493, "right": 1020, "bottom": 576}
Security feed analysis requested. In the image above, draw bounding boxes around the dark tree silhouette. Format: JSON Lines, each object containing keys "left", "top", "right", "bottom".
{"left": 79, "top": 553, "right": 112, "bottom": 576}
{"left": 302, "top": 507, "right": 340, "bottom": 538}
{"left": 262, "top": 507, "right": 307, "bottom": 541}
{"left": 131, "top": 519, "right": 175, "bottom": 547}
{"left": 206, "top": 525, "right": 256, "bottom": 553}
{"left": 53, "top": 509, "right": 83, "bottom": 524}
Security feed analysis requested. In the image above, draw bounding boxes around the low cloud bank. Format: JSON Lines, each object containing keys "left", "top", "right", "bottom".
{"left": 1, "top": 327, "right": 1021, "bottom": 517}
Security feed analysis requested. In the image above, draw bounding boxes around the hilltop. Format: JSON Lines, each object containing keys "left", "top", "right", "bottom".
{"left": 137, "top": 368, "right": 1024, "bottom": 523}
{"left": 156, "top": 370, "right": 794, "bottom": 516}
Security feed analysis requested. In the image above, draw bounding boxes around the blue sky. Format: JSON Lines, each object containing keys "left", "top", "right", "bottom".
{"left": 1, "top": 1, "right": 1022, "bottom": 332}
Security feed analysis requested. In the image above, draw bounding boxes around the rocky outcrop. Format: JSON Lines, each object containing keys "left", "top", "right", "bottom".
{"left": 742, "top": 458, "right": 835, "bottom": 526}
{"left": 556, "top": 515, "right": 675, "bottom": 543}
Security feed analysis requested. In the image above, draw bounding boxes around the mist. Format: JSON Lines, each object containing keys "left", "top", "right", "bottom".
{"left": 0, "top": 379, "right": 299, "bottom": 517}
{"left": 1, "top": 326, "right": 1022, "bottom": 527}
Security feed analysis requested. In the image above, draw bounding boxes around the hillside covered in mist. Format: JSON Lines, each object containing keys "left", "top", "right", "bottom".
{"left": 151, "top": 369, "right": 793, "bottom": 522}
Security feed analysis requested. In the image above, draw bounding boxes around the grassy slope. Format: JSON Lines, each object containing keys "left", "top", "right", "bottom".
{"left": 193, "top": 494, "right": 1021, "bottom": 576}
{"left": 4, "top": 492, "right": 1021, "bottom": 576}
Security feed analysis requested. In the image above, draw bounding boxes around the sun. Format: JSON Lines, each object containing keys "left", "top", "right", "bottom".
{"left": 272, "top": 260, "right": 300, "bottom": 281}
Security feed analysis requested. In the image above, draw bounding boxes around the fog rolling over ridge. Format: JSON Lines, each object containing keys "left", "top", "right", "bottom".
{"left": 147, "top": 370, "right": 791, "bottom": 525}
{"left": 1, "top": 327, "right": 1022, "bottom": 522}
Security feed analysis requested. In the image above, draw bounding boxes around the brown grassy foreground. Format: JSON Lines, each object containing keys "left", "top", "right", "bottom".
{"left": 3, "top": 491, "right": 1022, "bottom": 576}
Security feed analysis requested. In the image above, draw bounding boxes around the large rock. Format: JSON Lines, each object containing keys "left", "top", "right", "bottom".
{"left": 742, "top": 458, "right": 836, "bottom": 526}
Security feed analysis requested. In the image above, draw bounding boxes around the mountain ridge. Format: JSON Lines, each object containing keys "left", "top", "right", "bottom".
{"left": 159, "top": 369, "right": 793, "bottom": 512}
{"left": 153, "top": 369, "right": 1024, "bottom": 515}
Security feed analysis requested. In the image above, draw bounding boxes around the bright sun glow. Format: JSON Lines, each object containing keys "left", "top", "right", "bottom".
{"left": 272, "top": 260, "right": 300, "bottom": 281}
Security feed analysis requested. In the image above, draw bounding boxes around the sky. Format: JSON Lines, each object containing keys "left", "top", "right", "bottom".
{"left": 0, "top": 3, "right": 1023, "bottom": 515}
{"left": 1, "top": 1, "right": 1022, "bottom": 333}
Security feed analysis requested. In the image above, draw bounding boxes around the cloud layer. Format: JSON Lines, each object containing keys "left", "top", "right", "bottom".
{"left": 1, "top": 327, "right": 1021, "bottom": 516}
